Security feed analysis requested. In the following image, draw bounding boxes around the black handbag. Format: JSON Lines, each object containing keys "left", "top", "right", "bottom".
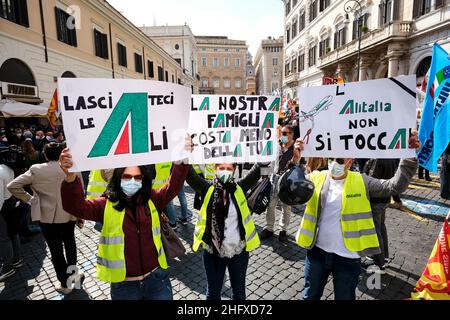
{"left": 246, "top": 177, "right": 272, "bottom": 215}
{"left": 159, "top": 213, "right": 186, "bottom": 259}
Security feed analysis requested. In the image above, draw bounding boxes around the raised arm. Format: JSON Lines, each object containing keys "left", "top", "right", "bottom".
{"left": 61, "top": 176, "right": 106, "bottom": 222}
{"left": 365, "top": 158, "right": 418, "bottom": 199}
{"left": 151, "top": 163, "right": 190, "bottom": 213}
{"left": 59, "top": 148, "right": 106, "bottom": 222}
{"left": 237, "top": 163, "right": 261, "bottom": 193}
{"left": 186, "top": 165, "right": 211, "bottom": 194}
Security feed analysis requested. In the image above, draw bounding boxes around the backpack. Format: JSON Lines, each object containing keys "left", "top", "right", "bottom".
{"left": 246, "top": 177, "right": 272, "bottom": 215}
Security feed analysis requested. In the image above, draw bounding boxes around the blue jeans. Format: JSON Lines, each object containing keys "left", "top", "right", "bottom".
{"left": 110, "top": 268, "right": 173, "bottom": 300}
{"left": 178, "top": 190, "right": 188, "bottom": 220}
{"left": 303, "top": 246, "right": 361, "bottom": 300}
{"left": 203, "top": 250, "right": 249, "bottom": 300}
{"left": 166, "top": 190, "right": 189, "bottom": 224}
{"left": 165, "top": 201, "right": 176, "bottom": 225}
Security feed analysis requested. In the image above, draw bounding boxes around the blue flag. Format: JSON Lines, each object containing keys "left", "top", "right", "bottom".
{"left": 417, "top": 44, "right": 450, "bottom": 173}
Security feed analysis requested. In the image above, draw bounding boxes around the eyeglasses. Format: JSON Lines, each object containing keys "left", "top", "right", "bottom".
{"left": 281, "top": 131, "right": 292, "bottom": 136}
{"left": 121, "top": 174, "right": 143, "bottom": 182}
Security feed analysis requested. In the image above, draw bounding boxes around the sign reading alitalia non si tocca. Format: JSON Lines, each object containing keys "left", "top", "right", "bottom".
{"left": 298, "top": 75, "right": 417, "bottom": 159}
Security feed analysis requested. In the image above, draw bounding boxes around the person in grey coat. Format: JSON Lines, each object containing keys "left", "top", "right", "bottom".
{"left": 7, "top": 143, "right": 82, "bottom": 294}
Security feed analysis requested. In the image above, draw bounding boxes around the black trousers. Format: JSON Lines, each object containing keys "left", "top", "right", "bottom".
{"left": 40, "top": 221, "right": 77, "bottom": 287}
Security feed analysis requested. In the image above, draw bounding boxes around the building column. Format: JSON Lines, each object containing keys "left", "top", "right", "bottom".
{"left": 388, "top": 56, "right": 399, "bottom": 77}
{"left": 359, "top": 56, "right": 373, "bottom": 81}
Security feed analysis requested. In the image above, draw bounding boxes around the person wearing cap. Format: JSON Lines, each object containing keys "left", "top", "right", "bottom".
{"left": 291, "top": 132, "right": 421, "bottom": 300}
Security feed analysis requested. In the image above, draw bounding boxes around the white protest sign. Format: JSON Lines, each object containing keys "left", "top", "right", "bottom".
{"left": 58, "top": 78, "right": 191, "bottom": 172}
{"left": 298, "top": 75, "right": 417, "bottom": 158}
{"left": 189, "top": 95, "right": 280, "bottom": 164}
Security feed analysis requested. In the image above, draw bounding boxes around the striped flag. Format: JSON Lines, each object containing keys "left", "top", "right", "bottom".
{"left": 411, "top": 218, "right": 450, "bottom": 300}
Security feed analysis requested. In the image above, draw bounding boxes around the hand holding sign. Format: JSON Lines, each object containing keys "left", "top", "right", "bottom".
{"left": 59, "top": 148, "right": 76, "bottom": 183}
{"left": 409, "top": 130, "right": 421, "bottom": 153}
{"left": 293, "top": 138, "right": 305, "bottom": 163}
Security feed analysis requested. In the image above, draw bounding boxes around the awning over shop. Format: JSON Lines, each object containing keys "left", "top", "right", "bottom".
{"left": 0, "top": 99, "right": 48, "bottom": 117}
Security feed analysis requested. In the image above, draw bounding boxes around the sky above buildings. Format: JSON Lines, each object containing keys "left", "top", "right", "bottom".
{"left": 107, "top": 0, "right": 284, "bottom": 57}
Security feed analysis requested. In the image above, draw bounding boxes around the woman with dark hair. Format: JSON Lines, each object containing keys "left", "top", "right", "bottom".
{"left": 58, "top": 141, "right": 192, "bottom": 300}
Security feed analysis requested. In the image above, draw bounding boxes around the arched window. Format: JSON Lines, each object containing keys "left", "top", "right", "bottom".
{"left": 61, "top": 71, "right": 76, "bottom": 78}
{"left": 0, "top": 58, "right": 35, "bottom": 85}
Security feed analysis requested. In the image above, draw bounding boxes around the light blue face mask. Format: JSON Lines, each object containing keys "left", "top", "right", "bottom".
{"left": 329, "top": 160, "right": 346, "bottom": 178}
{"left": 120, "top": 178, "right": 142, "bottom": 197}
{"left": 280, "top": 136, "right": 289, "bottom": 144}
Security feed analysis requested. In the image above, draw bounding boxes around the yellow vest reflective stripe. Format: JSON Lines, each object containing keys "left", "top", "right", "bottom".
{"left": 86, "top": 170, "right": 108, "bottom": 200}
{"left": 193, "top": 185, "right": 260, "bottom": 252}
{"left": 152, "top": 162, "right": 173, "bottom": 189}
{"left": 192, "top": 164, "right": 215, "bottom": 180}
{"left": 295, "top": 171, "right": 380, "bottom": 255}
{"left": 97, "top": 199, "right": 168, "bottom": 283}
{"left": 204, "top": 164, "right": 215, "bottom": 180}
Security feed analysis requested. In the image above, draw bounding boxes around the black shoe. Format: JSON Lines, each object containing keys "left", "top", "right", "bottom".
{"left": 278, "top": 231, "right": 288, "bottom": 243}
{"left": 12, "top": 259, "right": 23, "bottom": 269}
{"left": 425, "top": 177, "right": 432, "bottom": 182}
{"left": 178, "top": 218, "right": 188, "bottom": 225}
{"left": 0, "top": 265, "right": 16, "bottom": 282}
{"left": 259, "top": 229, "right": 274, "bottom": 240}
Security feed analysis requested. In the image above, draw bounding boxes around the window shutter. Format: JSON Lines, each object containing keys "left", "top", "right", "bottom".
{"left": 413, "top": 0, "right": 420, "bottom": 18}
{"left": 55, "top": 7, "right": 62, "bottom": 42}
{"left": 18, "top": 0, "right": 29, "bottom": 27}
{"left": 393, "top": 0, "right": 400, "bottom": 20}
{"left": 334, "top": 32, "right": 338, "bottom": 49}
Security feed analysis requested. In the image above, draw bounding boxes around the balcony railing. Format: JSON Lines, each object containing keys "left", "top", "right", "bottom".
{"left": 284, "top": 72, "right": 299, "bottom": 85}
{"left": 318, "top": 21, "right": 413, "bottom": 68}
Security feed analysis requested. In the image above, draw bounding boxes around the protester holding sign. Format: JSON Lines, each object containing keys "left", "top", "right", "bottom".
{"left": 58, "top": 136, "right": 193, "bottom": 300}
{"left": 260, "top": 124, "right": 297, "bottom": 243}
{"left": 292, "top": 132, "right": 420, "bottom": 300}
{"left": 186, "top": 162, "right": 262, "bottom": 300}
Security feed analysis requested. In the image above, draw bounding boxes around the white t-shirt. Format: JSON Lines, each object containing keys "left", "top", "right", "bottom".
{"left": 315, "top": 178, "right": 360, "bottom": 259}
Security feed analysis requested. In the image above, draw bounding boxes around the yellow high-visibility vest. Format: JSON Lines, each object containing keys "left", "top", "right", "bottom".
{"left": 96, "top": 199, "right": 167, "bottom": 283}
{"left": 295, "top": 170, "right": 380, "bottom": 256}
{"left": 152, "top": 162, "right": 173, "bottom": 189}
{"left": 193, "top": 185, "right": 260, "bottom": 252}
{"left": 192, "top": 164, "right": 215, "bottom": 180}
{"left": 86, "top": 170, "right": 108, "bottom": 200}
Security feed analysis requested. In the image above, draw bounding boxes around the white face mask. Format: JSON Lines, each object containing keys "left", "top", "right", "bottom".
{"left": 216, "top": 169, "right": 233, "bottom": 184}
{"left": 329, "top": 161, "right": 346, "bottom": 178}
{"left": 120, "top": 178, "right": 142, "bottom": 197}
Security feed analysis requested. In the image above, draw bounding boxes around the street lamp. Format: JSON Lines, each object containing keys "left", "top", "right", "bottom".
{"left": 344, "top": 0, "right": 363, "bottom": 81}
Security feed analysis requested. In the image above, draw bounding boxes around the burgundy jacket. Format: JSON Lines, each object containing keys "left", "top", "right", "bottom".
{"left": 61, "top": 164, "right": 189, "bottom": 277}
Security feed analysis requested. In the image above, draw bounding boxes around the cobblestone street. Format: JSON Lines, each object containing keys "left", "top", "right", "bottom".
{"left": 0, "top": 177, "right": 446, "bottom": 300}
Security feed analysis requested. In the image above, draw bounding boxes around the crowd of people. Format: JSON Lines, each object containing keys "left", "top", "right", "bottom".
{"left": 0, "top": 115, "right": 446, "bottom": 301}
